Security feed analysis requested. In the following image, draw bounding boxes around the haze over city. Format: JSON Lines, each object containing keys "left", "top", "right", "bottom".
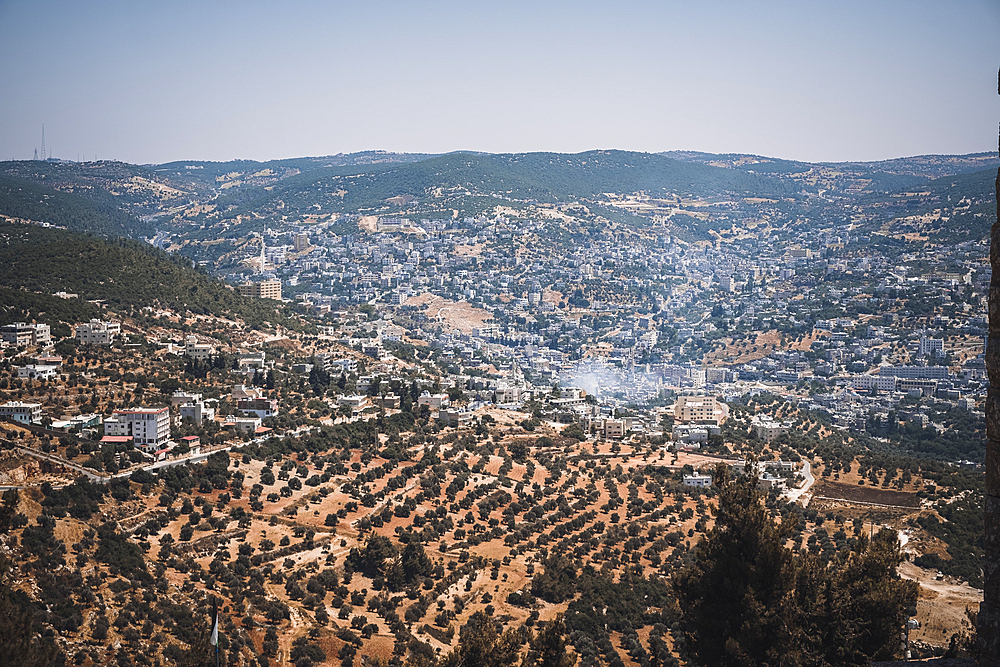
{"left": 2, "top": 0, "right": 999, "bottom": 164}
{"left": 2, "top": 1, "right": 1000, "bottom": 665}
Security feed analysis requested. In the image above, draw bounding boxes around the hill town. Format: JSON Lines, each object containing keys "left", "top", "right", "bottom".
{"left": 0, "top": 149, "right": 992, "bottom": 666}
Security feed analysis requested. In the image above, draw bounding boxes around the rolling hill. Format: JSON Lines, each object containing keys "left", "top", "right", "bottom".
{"left": 0, "top": 221, "right": 294, "bottom": 329}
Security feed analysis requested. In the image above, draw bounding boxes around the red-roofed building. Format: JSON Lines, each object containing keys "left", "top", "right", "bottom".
{"left": 100, "top": 435, "right": 134, "bottom": 445}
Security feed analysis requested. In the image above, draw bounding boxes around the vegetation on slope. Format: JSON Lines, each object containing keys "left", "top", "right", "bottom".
{"left": 0, "top": 222, "right": 292, "bottom": 328}
{"left": 0, "top": 174, "right": 153, "bottom": 238}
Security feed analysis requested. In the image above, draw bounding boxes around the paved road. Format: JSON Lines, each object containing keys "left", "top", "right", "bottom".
{"left": 783, "top": 460, "right": 815, "bottom": 505}
{"left": 5, "top": 424, "right": 319, "bottom": 488}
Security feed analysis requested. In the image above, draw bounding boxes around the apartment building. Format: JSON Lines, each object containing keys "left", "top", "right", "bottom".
{"left": 75, "top": 319, "right": 120, "bottom": 345}
{"left": 104, "top": 407, "right": 170, "bottom": 452}
{"left": 1, "top": 322, "right": 51, "bottom": 347}
{"left": 0, "top": 401, "right": 43, "bottom": 424}
{"left": 239, "top": 279, "right": 282, "bottom": 300}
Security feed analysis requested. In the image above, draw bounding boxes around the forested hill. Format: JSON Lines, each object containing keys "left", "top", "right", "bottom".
{"left": 0, "top": 222, "right": 292, "bottom": 328}
{"left": 661, "top": 150, "right": 1000, "bottom": 195}
{"left": 218, "top": 149, "right": 799, "bottom": 217}
{"left": 0, "top": 173, "right": 154, "bottom": 238}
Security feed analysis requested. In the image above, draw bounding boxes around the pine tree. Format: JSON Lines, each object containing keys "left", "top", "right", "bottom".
{"left": 673, "top": 462, "right": 796, "bottom": 666}
{"left": 674, "top": 462, "right": 918, "bottom": 666}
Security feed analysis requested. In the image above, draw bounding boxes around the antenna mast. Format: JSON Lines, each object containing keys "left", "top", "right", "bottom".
{"left": 40, "top": 125, "right": 45, "bottom": 161}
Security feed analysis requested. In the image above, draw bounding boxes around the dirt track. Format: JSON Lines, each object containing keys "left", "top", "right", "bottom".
{"left": 898, "top": 561, "right": 981, "bottom": 647}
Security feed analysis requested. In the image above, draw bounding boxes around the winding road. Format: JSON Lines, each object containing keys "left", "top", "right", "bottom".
{"left": 783, "top": 460, "right": 815, "bottom": 505}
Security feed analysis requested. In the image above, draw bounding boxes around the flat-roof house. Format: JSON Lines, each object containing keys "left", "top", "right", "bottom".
{"left": 104, "top": 407, "right": 170, "bottom": 453}
{"left": 0, "top": 401, "right": 43, "bottom": 424}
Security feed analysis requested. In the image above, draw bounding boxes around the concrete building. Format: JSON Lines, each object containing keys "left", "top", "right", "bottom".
{"left": 179, "top": 400, "right": 215, "bottom": 425}
{"left": 17, "top": 364, "right": 59, "bottom": 381}
{"left": 184, "top": 335, "right": 215, "bottom": 360}
{"left": 239, "top": 279, "right": 282, "bottom": 300}
{"left": 232, "top": 384, "right": 263, "bottom": 401}
{"left": 237, "top": 397, "right": 278, "bottom": 419}
{"left": 225, "top": 416, "right": 262, "bottom": 434}
{"left": 673, "top": 424, "right": 708, "bottom": 445}
{"left": 238, "top": 351, "right": 266, "bottom": 370}
{"left": 751, "top": 414, "right": 788, "bottom": 442}
{"left": 0, "top": 401, "right": 43, "bottom": 424}
{"left": 171, "top": 390, "right": 203, "bottom": 407}
{"left": 75, "top": 319, "right": 119, "bottom": 346}
{"left": 879, "top": 365, "right": 949, "bottom": 380}
{"left": 104, "top": 407, "right": 170, "bottom": 452}
{"left": 338, "top": 395, "right": 372, "bottom": 412}
{"left": 438, "top": 409, "right": 473, "bottom": 427}
{"left": 1, "top": 322, "right": 51, "bottom": 347}
{"left": 919, "top": 337, "right": 945, "bottom": 357}
{"left": 673, "top": 395, "right": 727, "bottom": 424}
{"left": 683, "top": 474, "right": 713, "bottom": 488}
{"left": 417, "top": 392, "right": 450, "bottom": 410}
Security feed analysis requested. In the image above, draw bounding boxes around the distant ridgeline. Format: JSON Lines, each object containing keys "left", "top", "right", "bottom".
{"left": 0, "top": 222, "right": 293, "bottom": 330}
{"left": 0, "top": 149, "right": 997, "bottom": 267}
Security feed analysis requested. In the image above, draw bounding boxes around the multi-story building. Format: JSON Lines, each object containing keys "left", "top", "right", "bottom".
{"left": 184, "top": 336, "right": 215, "bottom": 360}
{"left": 751, "top": 414, "right": 788, "bottom": 442}
{"left": 879, "top": 365, "right": 949, "bottom": 380}
{"left": 417, "top": 392, "right": 450, "bottom": 410}
{"left": 673, "top": 395, "right": 727, "bottom": 424}
{"left": 17, "top": 364, "right": 59, "bottom": 381}
{"left": 103, "top": 407, "right": 170, "bottom": 452}
{"left": 0, "top": 401, "right": 43, "bottom": 424}
{"left": 239, "top": 279, "right": 282, "bottom": 300}
{"left": 75, "top": 319, "right": 120, "bottom": 345}
{"left": 1, "top": 322, "right": 51, "bottom": 347}
{"left": 683, "top": 474, "right": 713, "bottom": 488}
{"left": 179, "top": 400, "right": 215, "bottom": 425}
{"left": 237, "top": 397, "right": 278, "bottom": 419}
{"left": 171, "top": 390, "right": 203, "bottom": 407}
{"left": 919, "top": 337, "right": 945, "bottom": 357}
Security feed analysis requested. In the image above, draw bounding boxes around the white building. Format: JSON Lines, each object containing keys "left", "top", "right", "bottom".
{"left": 751, "top": 414, "right": 788, "bottom": 443}
{"left": 919, "top": 337, "right": 944, "bottom": 357}
{"left": 185, "top": 335, "right": 215, "bottom": 360}
{"left": 417, "top": 392, "right": 450, "bottom": 410}
{"left": 673, "top": 395, "right": 727, "bottom": 424}
{"left": 1, "top": 322, "right": 51, "bottom": 347}
{"left": 0, "top": 401, "right": 43, "bottom": 424}
{"left": 17, "top": 365, "right": 59, "bottom": 381}
{"left": 683, "top": 474, "right": 713, "bottom": 488}
{"left": 179, "top": 400, "right": 215, "bottom": 425}
{"left": 104, "top": 407, "right": 170, "bottom": 452}
{"left": 171, "top": 390, "right": 203, "bottom": 407}
{"left": 75, "top": 319, "right": 120, "bottom": 345}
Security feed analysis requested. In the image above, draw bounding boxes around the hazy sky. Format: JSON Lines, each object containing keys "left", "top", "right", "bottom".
{"left": 2, "top": 0, "right": 998, "bottom": 164}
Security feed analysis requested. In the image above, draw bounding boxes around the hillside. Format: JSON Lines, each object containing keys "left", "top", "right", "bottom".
{"left": 0, "top": 222, "right": 293, "bottom": 328}
{"left": 849, "top": 167, "right": 997, "bottom": 244}
{"left": 0, "top": 173, "right": 155, "bottom": 238}
{"left": 661, "top": 150, "right": 1000, "bottom": 195}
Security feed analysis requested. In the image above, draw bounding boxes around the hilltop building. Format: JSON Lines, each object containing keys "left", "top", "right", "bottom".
{"left": 673, "top": 395, "right": 728, "bottom": 425}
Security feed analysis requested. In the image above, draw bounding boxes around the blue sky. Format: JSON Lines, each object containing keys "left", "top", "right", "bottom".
{"left": 1, "top": 0, "right": 998, "bottom": 164}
